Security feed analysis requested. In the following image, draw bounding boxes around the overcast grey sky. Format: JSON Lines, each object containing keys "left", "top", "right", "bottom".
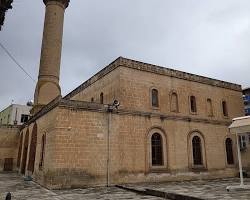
{"left": 0, "top": 0, "right": 249, "bottom": 110}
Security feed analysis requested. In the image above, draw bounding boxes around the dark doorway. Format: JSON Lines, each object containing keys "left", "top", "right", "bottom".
{"left": 226, "top": 138, "right": 234, "bottom": 165}
{"left": 4, "top": 158, "right": 13, "bottom": 171}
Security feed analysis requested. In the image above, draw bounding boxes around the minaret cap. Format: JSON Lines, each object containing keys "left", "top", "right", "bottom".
{"left": 43, "top": 0, "right": 70, "bottom": 8}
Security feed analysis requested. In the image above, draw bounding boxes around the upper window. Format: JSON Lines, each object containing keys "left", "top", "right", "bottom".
{"left": 207, "top": 98, "right": 213, "bottom": 116}
{"left": 222, "top": 101, "right": 228, "bottom": 117}
{"left": 170, "top": 92, "right": 179, "bottom": 112}
{"left": 151, "top": 89, "right": 159, "bottom": 107}
{"left": 190, "top": 96, "right": 197, "bottom": 113}
{"left": 21, "top": 114, "right": 29, "bottom": 123}
{"left": 100, "top": 93, "right": 104, "bottom": 104}
{"left": 192, "top": 136, "right": 203, "bottom": 165}
{"left": 225, "top": 138, "right": 234, "bottom": 165}
{"left": 151, "top": 133, "right": 163, "bottom": 166}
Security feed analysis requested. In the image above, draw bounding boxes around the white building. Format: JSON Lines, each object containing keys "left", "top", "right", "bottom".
{"left": 0, "top": 104, "right": 31, "bottom": 125}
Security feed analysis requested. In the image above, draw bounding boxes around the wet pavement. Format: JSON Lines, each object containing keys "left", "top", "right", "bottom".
{"left": 0, "top": 173, "right": 163, "bottom": 200}
{"left": 124, "top": 178, "right": 250, "bottom": 200}
{"left": 1, "top": 172, "right": 250, "bottom": 199}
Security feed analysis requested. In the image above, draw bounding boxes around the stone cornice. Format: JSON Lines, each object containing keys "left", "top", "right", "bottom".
{"left": 0, "top": 124, "right": 21, "bottom": 129}
{"left": 63, "top": 57, "right": 242, "bottom": 101}
{"left": 21, "top": 95, "right": 62, "bottom": 128}
{"left": 58, "top": 100, "right": 232, "bottom": 126}
{"left": 63, "top": 57, "right": 122, "bottom": 100}
{"left": 21, "top": 98, "right": 232, "bottom": 129}
{"left": 119, "top": 57, "right": 241, "bottom": 92}
{"left": 43, "top": 0, "right": 70, "bottom": 8}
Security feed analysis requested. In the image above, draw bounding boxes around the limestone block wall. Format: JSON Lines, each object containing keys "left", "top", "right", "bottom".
{"left": 40, "top": 105, "right": 238, "bottom": 188}
{"left": 119, "top": 66, "right": 244, "bottom": 120}
{"left": 0, "top": 125, "right": 19, "bottom": 171}
{"left": 41, "top": 106, "right": 108, "bottom": 188}
{"left": 110, "top": 113, "right": 238, "bottom": 184}
{"left": 70, "top": 67, "right": 121, "bottom": 105}
{"left": 18, "top": 106, "right": 58, "bottom": 184}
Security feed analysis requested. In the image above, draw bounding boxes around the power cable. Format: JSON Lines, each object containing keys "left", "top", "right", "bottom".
{"left": 0, "top": 42, "right": 36, "bottom": 83}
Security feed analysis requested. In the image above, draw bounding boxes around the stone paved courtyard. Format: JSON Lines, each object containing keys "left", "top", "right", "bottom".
{"left": 0, "top": 173, "right": 163, "bottom": 200}
{"left": 1, "top": 173, "right": 250, "bottom": 200}
{"left": 124, "top": 178, "right": 250, "bottom": 199}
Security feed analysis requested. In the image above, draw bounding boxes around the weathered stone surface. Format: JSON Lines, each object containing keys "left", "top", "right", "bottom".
{"left": 123, "top": 178, "right": 250, "bottom": 200}
{"left": 0, "top": 125, "right": 19, "bottom": 171}
{"left": 0, "top": 173, "right": 164, "bottom": 200}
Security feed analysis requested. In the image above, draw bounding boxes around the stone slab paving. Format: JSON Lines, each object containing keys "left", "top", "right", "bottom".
{"left": 0, "top": 173, "right": 164, "bottom": 200}
{"left": 124, "top": 178, "right": 250, "bottom": 200}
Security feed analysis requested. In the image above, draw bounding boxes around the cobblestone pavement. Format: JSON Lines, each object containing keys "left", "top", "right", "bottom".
{"left": 0, "top": 173, "right": 163, "bottom": 200}
{"left": 125, "top": 178, "right": 250, "bottom": 200}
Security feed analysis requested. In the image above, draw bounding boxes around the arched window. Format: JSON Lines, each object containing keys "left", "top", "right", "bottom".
{"left": 17, "top": 132, "right": 23, "bottom": 167}
{"left": 222, "top": 101, "right": 228, "bottom": 116}
{"left": 192, "top": 136, "right": 203, "bottom": 165}
{"left": 28, "top": 123, "right": 37, "bottom": 173}
{"left": 207, "top": 98, "right": 213, "bottom": 116}
{"left": 152, "top": 89, "right": 159, "bottom": 107}
{"left": 226, "top": 138, "right": 234, "bottom": 165}
{"left": 91, "top": 97, "right": 94, "bottom": 102}
{"left": 39, "top": 134, "right": 46, "bottom": 170}
{"left": 190, "top": 96, "right": 197, "bottom": 113}
{"left": 100, "top": 92, "right": 104, "bottom": 104}
{"left": 151, "top": 133, "right": 163, "bottom": 166}
{"left": 170, "top": 92, "right": 179, "bottom": 112}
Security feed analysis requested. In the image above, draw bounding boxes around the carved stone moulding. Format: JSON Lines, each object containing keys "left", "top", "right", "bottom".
{"left": 43, "top": 0, "right": 70, "bottom": 8}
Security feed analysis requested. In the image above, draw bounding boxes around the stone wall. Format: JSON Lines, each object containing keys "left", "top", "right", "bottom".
{"left": 0, "top": 125, "right": 19, "bottom": 171}
{"left": 67, "top": 58, "right": 244, "bottom": 122}
{"left": 118, "top": 66, "right": 244, "bottom": 119}
{"left": 35, "top": 104, "right": 238, "bottom": 189}
{"left": 16, "top": 57, "right": 248, "bottom": 188}
{"left": 70, "top": 66, "right": 121, "bottom": 105}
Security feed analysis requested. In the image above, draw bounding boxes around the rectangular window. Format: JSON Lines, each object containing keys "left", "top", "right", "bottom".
{"left": 190, "top": 96, "right": 197, "bottom": 113}
{"left": 21, "top": 114, "right": 29, "bottom": 123}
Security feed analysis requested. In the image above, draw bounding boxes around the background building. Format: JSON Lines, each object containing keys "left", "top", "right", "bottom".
{"left": 243, "top": 88, "right": 250, "bottom": 116}
{"left": 0, "top": 104, "right": 31, "bottom": 125}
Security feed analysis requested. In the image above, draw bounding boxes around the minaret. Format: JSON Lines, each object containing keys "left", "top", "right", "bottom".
{"left": 32, "top": 0, "right": 70, "bottom": 114}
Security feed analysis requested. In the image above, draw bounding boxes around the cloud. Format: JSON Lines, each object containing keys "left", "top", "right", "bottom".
{"left": 0, "top": 0, "right": 249, "bottom": 110}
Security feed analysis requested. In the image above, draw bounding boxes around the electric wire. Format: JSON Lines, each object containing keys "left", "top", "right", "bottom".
{"left": 0, "top": 42, "right": 36, "bottom": 83}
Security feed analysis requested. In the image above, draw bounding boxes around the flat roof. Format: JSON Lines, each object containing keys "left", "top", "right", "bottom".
{"left": 64, "top": 57, "right": 242, "bottom": 100}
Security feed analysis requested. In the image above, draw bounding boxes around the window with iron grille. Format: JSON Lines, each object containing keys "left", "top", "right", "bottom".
{"left": 152, "top": 89, "right": 159, "bottom": 107}
{"left": 151, "top": 133, "right": 163, "bottom": 166}
{"left": 190, "top": 96, "right": 197, "bottom": 113}
{"left": 192, "top": 136, "right": 202, "bottom": 165}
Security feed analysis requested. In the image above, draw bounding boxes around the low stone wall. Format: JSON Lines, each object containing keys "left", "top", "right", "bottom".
{"left": 0, "top": 125, "right": 19, "bottom": 171}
